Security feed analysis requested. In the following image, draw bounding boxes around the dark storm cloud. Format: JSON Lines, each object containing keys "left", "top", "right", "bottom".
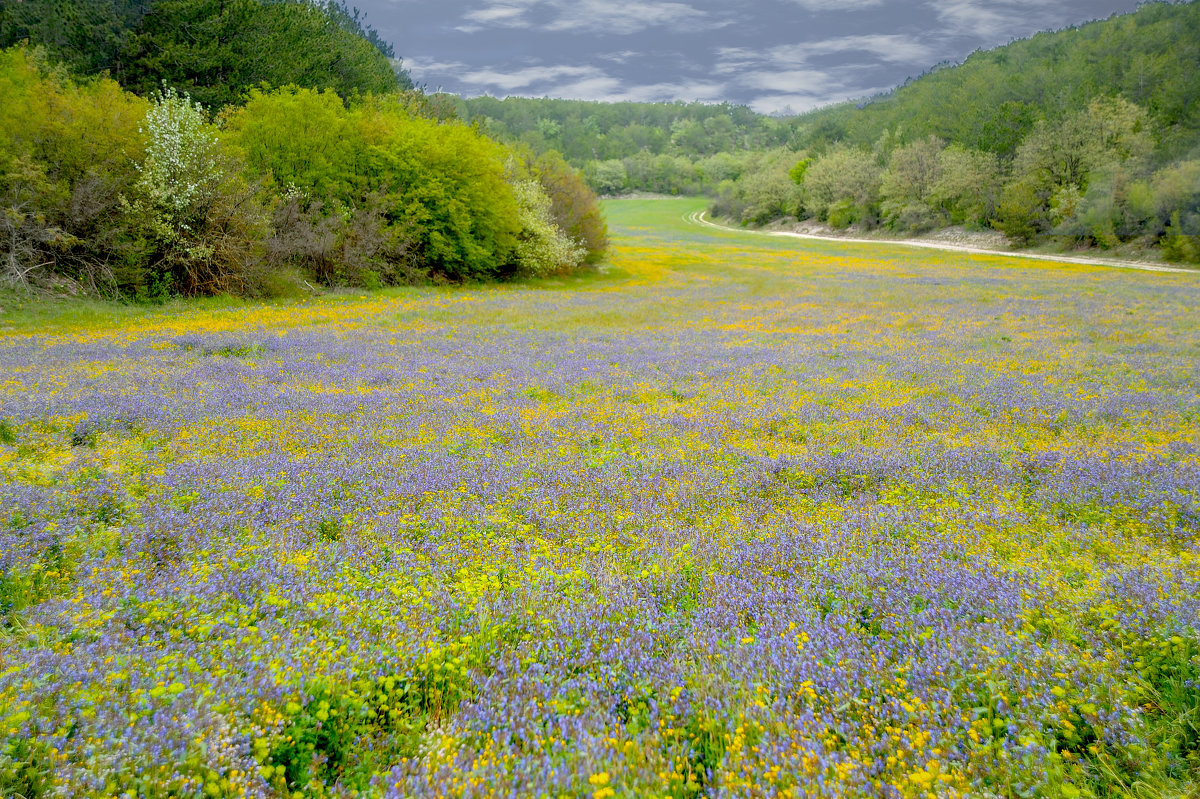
{"left": 360, "top": 0, "right": 1144, "bottom": 113}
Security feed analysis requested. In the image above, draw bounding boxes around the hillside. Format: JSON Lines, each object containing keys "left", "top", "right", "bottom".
{"left": 458, "top": 96, "right": 799, "bottom": 164}
{"left": 792, "top": 0, "right": 1200, "bottom": 159}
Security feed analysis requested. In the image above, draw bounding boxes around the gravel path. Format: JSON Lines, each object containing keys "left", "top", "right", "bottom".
{"left": 687, "top": 211, "right": 1198, "bottom": 275}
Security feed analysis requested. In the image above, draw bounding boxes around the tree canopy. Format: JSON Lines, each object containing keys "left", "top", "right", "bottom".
{"left": 0, "top": 0, "right": 412, "bottom": 108}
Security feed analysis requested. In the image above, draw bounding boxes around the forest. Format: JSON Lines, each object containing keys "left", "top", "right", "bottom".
{"left": 462, "top": 1, "right": 1200, "bottom": 263}
{"left": 0, "top": 0, "right": 607, "bottom": 298}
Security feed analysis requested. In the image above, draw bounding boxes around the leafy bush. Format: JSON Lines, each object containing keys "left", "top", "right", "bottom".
{"left": 265, "top": 189, "right": 418, "bottom": 288}
{"left": 532, "top": 151, "right": 607, "bottom": 264}
{"left": 931, "top": 145, "right": 1001, "bottom": 226}
{"left": 803, "top": 146, "right": 882, "bottom": 226}
{"left": 710, "top": 149, "right": 802, "bottom": 225}
{"left": 122, "top": 86, "right": 268, "bottom": 296}
{"left": 880, "top": 137, "right": 945, "bottom": 232}
{"left": 587, "top": 159, "right": 629, "bottom": 195}
{"left": 508, "top": 172, "right": 586, "bottom": 278}
{"left": 0, "top": 46, "right": 147, "bottom": 293}
{"left": 1162, "top": 212, "right": 1200, "bottom": 264}
{"left": 224, "top": 87, "right": 530, "bottom": 282}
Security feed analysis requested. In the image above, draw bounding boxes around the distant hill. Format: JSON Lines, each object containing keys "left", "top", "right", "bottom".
{"left": 791, "top": 0, "right": 1200, "bottom": 160}
{"left": 454, "top": 2, "right": 1200, "bottom": 261}
{"left": 457, "top": 96, "right": 800, "bottom": 165}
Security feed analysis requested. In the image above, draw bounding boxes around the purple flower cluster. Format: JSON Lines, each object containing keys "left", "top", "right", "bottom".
{"left": 1, "top": 227, "right": 1198, "bottom": 797}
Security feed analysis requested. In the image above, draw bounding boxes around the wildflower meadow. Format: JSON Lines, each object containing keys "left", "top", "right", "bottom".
{"left": 1, "top": 198, "right": 1198, "bottom": 798}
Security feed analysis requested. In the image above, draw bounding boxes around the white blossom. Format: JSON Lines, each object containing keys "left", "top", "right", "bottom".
{"left": 136, "top": 86, "right": 221, "bottom": 224}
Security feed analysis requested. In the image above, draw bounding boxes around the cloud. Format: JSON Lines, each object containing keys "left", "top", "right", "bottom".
{"left": 717, "top": 32, "right": 932, "bottom": 76}
{"left": 598, "top": 50, "right": 641, "bottom": 64}
{"left": 926, "top": 0, "right": 1052, "bottom": 39}
{"left": 738, "top": 68, "right": 837, "bottom": 94}
{"left": 458, "top": 0, "right": 719, "bottom": 35}
{"left": 446, "top": 58, "right": 726, "bottom": 104}
{"left": 459, "top": 65, "right": 606, "bottom": 91}
{"left": 804, "top": 34, "right": 936, "bottom": 63}
{"left": 463, "top": 4, "right": 532, "bottom": 25}
{"left": 781, "top": 0, "right": 884, "bottom": 9}
{"left": 402, "top": 56, "right": 469, "bottom": 89}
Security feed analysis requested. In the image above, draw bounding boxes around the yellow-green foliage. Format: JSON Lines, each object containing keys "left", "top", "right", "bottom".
{"left": 0, "top": 46, "right": 148, "bottom": 289}
{"left": 222, "top": 88, "right": 526, "bottom": 281}
{"left": 0, "top": 47, "right": 148, "bottom": 181}
{"left": 0, "top": 50, "right": 594, "bottom": 295}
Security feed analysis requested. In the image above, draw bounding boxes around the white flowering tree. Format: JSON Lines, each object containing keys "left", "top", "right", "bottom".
{"left": 135, "top": 86, "right": 221, "bottom": 236}
{"left": 510, "top": 175, "right": 585, "bottom": 277}
{"left": 125, "top": 86, "right": 266, "bottom": 296}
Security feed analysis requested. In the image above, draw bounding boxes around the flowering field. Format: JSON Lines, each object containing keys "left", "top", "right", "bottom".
{"left": 2, "top": 198, "right": 1199, "bottom": 798}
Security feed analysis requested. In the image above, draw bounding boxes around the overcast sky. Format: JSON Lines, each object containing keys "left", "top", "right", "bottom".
{"left": 357, "top": 0, "right": 1145, "bottom": 114}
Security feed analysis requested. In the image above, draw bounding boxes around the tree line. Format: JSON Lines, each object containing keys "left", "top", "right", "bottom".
{"left": 711, "top": 1, "right": 1200, "bottom": 262}
{"left": 0, "top": 1, "right": 607, "bottom": 297}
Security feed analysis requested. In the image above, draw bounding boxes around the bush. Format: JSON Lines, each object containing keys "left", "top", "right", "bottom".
{"left": 803, "top": 146, "right": 882, "bottom": 225}
{"left": 880, "top": 137, "right": 946, "bottom": 232}
{"left": 223, "top": 87, "right": 527, "bottom": 283}
{"left": 533, "top": 151, "right": 607, "bottom": 264}
{"left": 708, "top": 149, "right": 802, "bottom": 226}
{"left": 932, "top": 145, "right": 1001, "bottom": 226}
{"left": 122, "top": 86, "right": 268, "bottom": 297}
{"left": 265, "top": 189, "right": 418, "bottom": 287}
{"left": 508, "top": 170, "right": 585, "bottom": 278}
{"left": 1161, "top": 212, "right": 1200, "bottom": 263}
{"left": 0, "top": 46, "right": 148, "bottom": 293}
{"left": 587, "top": 159, "right": 628, "bottom": 195}
{"left": 995, "top": 179, "right": 1044, "bottom": 244}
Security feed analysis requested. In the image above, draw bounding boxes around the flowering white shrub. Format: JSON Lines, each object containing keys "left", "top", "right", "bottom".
{"left": 510, "top": 176, "right": 585, "bottom": 277}
{"left": 122, "top": 86, "right": 267, "bottom": 296}
{"left": 135, "top": 86, "right": 221, "bottom": 231}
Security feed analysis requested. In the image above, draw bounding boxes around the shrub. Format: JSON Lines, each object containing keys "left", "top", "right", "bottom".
{"left": 587, "top": 159, "right": 629, "bottom": 195}
{"left": 123, "top": 86, "right": 267, "bottom": 296}
{"left": 224, "top": 87, "right": 524, "bottom": 283}
{"left": 508, "top": 171, "right": 585, "bottom": 278}
{"left": 1161, "top": 212, "right": 1200, "bottom": 263}
{"left": 0, "top": 46, "right": 148, "bottom": 293}
{"left": 265, "top": 189, "right": 418, "bottom": 288}
{"left": 532, "top": 151, "right": 607, "bottom": 264}
{"left": 802, "top": 146, "right": 882, "bottom": 225}
{"left": 880, "top": 137, "right": 946, "bottom": 232}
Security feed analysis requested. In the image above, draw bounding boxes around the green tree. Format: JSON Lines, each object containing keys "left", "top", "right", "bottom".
{"left": 1000, "top": 97, "right": 1154, "bottom": 240}
{"left": 124, "top": 86, "right": 267, "bottom": 296}
{"left": 803, "top": 146, "right": 882, "bottom": 227}
{"left": 880, "top": 136, "right": 946, "bottom": 231}
{"left": 533, "top": 151, "right": 607, "bottom": 264}
{"left": 588, "top": 160, "right": 628, "bottom": 195}
{"left": 508, "top": 171, "right": 585, "bottom": 277}
{"left": 117, "top": 0, "right": 401, "bottom": 109}
{"left": 931, "top": 145, "right": 1001, "bottom": 226}
{"left": 0, "top": 46, "right": 148, "bottom": 292}
{"left": 0, "top": 0, "right": 150, "bottom": 75}
{"left": 223, "top": 87, "right": 524, "bottom": 282}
